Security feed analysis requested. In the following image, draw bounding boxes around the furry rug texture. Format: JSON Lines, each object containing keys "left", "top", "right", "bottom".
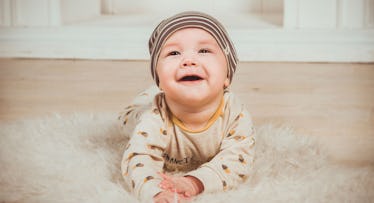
{"left": 0, "top": 113, "right": 373, "bottom": 203}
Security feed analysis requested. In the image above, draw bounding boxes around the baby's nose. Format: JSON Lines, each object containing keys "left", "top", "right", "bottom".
{"left": 181, "top": 52, "right": 199, "bottom": 67}
{"left": 182, "top": 58, "right": 197, "bottom": 67}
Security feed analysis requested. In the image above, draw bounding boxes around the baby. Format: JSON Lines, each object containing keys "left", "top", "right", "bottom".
{"left": 118, "top": 11, "right": 256, "bottom": 203}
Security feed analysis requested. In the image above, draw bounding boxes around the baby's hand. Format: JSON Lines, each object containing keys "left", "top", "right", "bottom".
{"left": 158, "top": 173, "right": 204, "bottom": 198}
{"left": 153, "top": 190, "right": 189, "bottom": 203}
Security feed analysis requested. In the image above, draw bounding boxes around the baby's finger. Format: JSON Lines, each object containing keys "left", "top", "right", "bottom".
{"left": 158, "top": 172, "right": 173, "bottom": 181}
{"left": 158, "top": 182, "right": 166, "bottom": 189}
{"left": 159, "top": 182, "right": 172, "bottom": 190}
{"left": 174, "top": 187, "right": 187, "bottom": 194}
{"left": 183, "top": 191, "right": 191, "bottom": 198}
{"left": 161, "top": 178, "right": 174, "bottom": 184}
{"left": 160, "top": 180, "right": 175, "bottom": 189}
{"left": 179, "top": 194, "right": 191, "bottom": 203}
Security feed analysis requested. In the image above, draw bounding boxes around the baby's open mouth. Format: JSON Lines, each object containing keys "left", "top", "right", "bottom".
{"left": 179, "top": 75, "right": 203, "bottom": 81}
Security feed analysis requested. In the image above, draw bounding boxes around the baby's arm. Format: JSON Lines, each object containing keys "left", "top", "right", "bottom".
{"left": 121, "top": 114, "right": 169, "bottom": 202}
{"left": 187, "top": 107, "right": 256, "bottom": 193}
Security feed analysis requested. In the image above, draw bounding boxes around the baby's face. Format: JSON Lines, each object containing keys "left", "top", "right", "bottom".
{"left": 156, "top": 28, "right": 229, "bottom": 106}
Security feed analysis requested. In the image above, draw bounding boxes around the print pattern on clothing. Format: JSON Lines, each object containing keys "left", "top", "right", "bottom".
{"left": 222, "top": 164, "right": 230, "bottom": 174}
{"left": 239, "top": 154, "right": 246, "bottom": 164}
{"left": 153, "top": 108, "right": 160, "bottom": 115}
{"left": 122, "top": 117, "right": 128, "bottom": 125}
{"left": 134, "top": 163, "right": 144, "bottom": 168}
{"left": 144, "top": 176, "right": 154, "bottom": 183}
{"left": 233, "top": 135, "right": 246, "bottom": 141}
{"left": 131, "top": 180, "right": 135, "bottom": 189}
{"left": 227, "top": 129, "right": 236, "bottom": 137}
{"left": 147, "top": 144, "right": 163, "bottom": 151}
{"left": 119, "top": 89, "right": 256, "bottom": 200}
{"left": 127, "top": 152, "right": 139, "bottom": 160}
{"left": 138, "top": 131, "right": 148, "bottom": 137}
{"left": 234, "top": 113, "right": 244, "bottom": 122}
{"left": 238, "top": 174, "right": 247, "bottom": 181}
{"left": 222, "top": 180, "right": 228, "bottom": 191}
{"left": 160, "top": 128, "right": 167, "bottom": 135}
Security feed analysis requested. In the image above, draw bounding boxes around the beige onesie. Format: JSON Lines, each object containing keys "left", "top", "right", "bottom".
{"left": 118, "top": 86, "right": 256, "bottom": 202}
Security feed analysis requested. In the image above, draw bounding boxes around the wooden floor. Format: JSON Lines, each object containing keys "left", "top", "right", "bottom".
{"left": 0, "top": 58, "right": 373, "bottom": 166}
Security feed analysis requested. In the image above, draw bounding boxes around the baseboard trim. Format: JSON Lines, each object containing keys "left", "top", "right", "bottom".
{"left": 0, "top": 27, "right": 373, "bottom": 62}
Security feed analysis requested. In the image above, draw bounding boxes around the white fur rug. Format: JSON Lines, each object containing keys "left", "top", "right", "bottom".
{"left": 0, "top": 113, "right": 373, "bottom": 203}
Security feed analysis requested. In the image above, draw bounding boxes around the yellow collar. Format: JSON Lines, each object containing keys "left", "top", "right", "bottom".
{"left": 172, "top": 97, "right": 224, "bottom": 133}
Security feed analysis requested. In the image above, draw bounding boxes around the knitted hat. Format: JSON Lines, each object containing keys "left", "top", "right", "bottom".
{"left": 148, "top": 11, "right": 238, "bottom": 86}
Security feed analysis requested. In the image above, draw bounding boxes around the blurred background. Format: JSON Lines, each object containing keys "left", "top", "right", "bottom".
{"left": 0, "top": 0, "right": 373, "bottom": 61}
{"left": 0, "top": 0, "right": 373, "bottom": 165}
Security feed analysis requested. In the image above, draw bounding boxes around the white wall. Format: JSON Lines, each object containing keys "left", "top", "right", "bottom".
{"left": 0, "top": 0, "right": 101, "bottom": 26}
{"left": 61, "top": 0, "right": 101, "bottom": 24}
{"left": 0, "top": 0, "right": 373, "bottom": 62}
{"left": 2, "top": 0, "right": 370, "bottom": 29}
{"left": 284, "top": 0, "right": 374, "bottom": 29}
{"left": 101, "top": 0, "right": 283, "bottom": 15}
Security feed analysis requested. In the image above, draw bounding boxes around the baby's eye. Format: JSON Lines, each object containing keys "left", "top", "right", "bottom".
{"left": 199, "top": 48, "right": 210, "bottom": 53}
{"left": 168, "top": 51, "right": 180, "bottom": 56}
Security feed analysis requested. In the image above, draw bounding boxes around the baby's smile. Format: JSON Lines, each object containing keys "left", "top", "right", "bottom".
{"left": 177, "top": 71, "right": 206, "bottom": 85}
{"left": 180, "top": 75, "right": 202, "bottom": 81}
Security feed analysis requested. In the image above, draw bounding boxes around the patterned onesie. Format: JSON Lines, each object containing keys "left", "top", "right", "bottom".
{"left": 118, "top": 86, "right": 256, "bottom": 202}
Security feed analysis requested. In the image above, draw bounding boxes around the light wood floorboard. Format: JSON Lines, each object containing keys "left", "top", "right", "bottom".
{"left": 0, "top": 59, "right": 373, "bottom": 166}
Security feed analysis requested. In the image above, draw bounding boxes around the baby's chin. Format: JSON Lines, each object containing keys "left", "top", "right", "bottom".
{"left": 168, "top": 88, "right": 218, "bottom": 105}
{"left": 176, "top": 79, "right": 205, "bottom": 87}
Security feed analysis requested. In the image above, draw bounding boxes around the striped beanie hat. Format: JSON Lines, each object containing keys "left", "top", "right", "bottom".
{"left": 148, "top": 11, "right": 238, "bottom": 86}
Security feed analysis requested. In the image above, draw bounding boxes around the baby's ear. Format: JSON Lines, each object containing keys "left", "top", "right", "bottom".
{"left": 224, "top": 78, "right": 230, "bottom": 88}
